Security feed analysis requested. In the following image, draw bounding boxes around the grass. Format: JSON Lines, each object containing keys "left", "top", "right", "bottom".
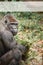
{"left": 14, "top": 18, "right": 43, "bottom": 65}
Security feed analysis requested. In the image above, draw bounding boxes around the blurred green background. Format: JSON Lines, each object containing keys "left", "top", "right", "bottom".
{"left": 0, "top": 12, "right": 43, "bottom": 65}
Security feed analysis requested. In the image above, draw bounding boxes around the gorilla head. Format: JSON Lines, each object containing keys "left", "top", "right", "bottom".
{"left": 7, "top": 21, "right": 18, "bottom": 36}
{"left": 2, "top": 14, "right": 18, "bottom": 35}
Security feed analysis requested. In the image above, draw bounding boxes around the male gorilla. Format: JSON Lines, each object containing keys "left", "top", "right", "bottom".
{"left": 0, "top": 14, "right": 26, "bottom": 65}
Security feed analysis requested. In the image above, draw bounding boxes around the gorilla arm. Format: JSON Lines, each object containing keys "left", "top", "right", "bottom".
{"left": 1, "top": 30, "right": 17, "bottom": 50}
{"left": 0, "top": 32, "right": 5, "bottom": 57}
{"left": 0, "top": 41, "right": 5, "bottom": 57}
{"left": 1, "top": 30, "right": 28, "bottom": 56}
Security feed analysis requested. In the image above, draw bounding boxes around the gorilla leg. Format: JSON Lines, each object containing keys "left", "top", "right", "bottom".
{"left": 0, "top": 48, "right": 22, "bottom": 65}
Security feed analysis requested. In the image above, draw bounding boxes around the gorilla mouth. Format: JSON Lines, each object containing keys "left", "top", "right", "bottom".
{"left": 11, "top": 30, "right": 17, "bottom": 35}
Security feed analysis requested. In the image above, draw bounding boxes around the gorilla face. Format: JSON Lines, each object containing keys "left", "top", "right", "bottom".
{"left": 3, "top": 14, "right": 18, "bottom": 36}
{"left": 4, "top": 19, "right": 18, "bottom": 36}
{"left": 7, "top": 22, "right": 18, "bottom": 35}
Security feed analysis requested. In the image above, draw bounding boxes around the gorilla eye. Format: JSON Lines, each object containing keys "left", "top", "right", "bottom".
{"left": 5, "top": 20, "right": 7, "bottom": 24}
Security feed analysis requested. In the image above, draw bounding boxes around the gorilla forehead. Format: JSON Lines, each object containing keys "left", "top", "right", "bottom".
{"left": 4, "top": 14, "right": 18, "bottom": 24}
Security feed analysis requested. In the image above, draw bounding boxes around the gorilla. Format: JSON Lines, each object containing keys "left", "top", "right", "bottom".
{"left": 0, "top": 14, "right": 27, "bottom": 65}
{"left": 0, "top": 14, "right": 18, "bottom": 57}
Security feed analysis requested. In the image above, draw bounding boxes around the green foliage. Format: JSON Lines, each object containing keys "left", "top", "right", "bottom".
{"left": 0, "top": 12, "right": 43, "bottom": 65}
{"left": 12, "top": 12, "right": 43, "bottom": 21}
{"left": 13, "top": 12, "right": 43, "bottom": 65}
{"left": 14, "top": 12, "right": 43, "bottom": 45}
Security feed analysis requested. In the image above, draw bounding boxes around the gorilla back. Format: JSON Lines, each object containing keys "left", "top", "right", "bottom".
{"left": 0, "top": 14, "right": 18, "bottom": 57}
